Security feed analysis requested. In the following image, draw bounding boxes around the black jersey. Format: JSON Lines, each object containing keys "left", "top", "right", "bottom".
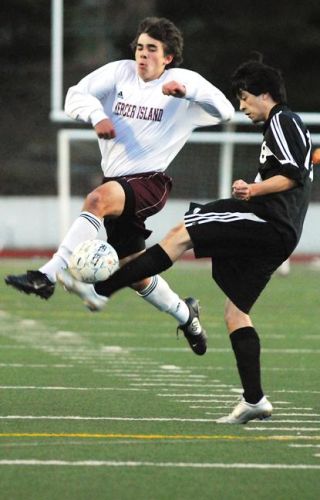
{"left": 248, "top": 104, "right": 313, "bottom": 251}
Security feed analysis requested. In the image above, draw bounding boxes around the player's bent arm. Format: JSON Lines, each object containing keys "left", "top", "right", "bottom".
{"left": 162, "top": 81, "right": 186, "bottom": 98}
{"left": 64, "top": 63, "right": 118, "bottom": 123}
{"left": 184, "top": 73, "right": 235, "bottom": 122}
{"left": 233, "top": 176, "right": 297, "bottom": 201}
{"left": 232, "top": 176, "right": 297, "bottom": 200}
{"left": 164, "top": 69, "right": 234, "bottom": 123}
{"left": 94, "top": 119, "right": 116, "bottom": 139}
{"left": 65, "top": 86, "right": 108, "bottom": 124}
{"left": 250, "top": 175, "right": 297, "bottom": 197}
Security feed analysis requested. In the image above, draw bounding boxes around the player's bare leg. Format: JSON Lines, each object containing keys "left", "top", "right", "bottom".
{"left": 4, "top": 182, "right": 125, "bottom": 298}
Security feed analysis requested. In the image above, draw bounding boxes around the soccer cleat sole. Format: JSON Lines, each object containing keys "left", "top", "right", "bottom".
{"left": 4, "top": 275, "right": 54, "bottom": 300}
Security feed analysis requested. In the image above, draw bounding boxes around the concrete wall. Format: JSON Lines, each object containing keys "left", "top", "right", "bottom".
{"left": 0, "top": 197, "right": 319, "bottom": 254}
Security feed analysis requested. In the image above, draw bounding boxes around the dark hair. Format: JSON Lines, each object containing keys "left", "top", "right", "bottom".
{"left": 231, "top": 60, "right": 287, "bottom": 104}
{"left": 130, "top": 17, "right": 184, "bottom": 68}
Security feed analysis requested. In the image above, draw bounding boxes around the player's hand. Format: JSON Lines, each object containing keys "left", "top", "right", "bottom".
{"left": 162, "top": 81, "right": 186, "bottom": 98}
{"left": 94, "top": 119, "right": 116, "bottom": 139}
{"left": 232, "top": 179, "right": 251, "bottom": 200}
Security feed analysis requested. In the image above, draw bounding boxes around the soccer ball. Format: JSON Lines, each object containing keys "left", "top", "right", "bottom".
{"left": 68, "top": 239, "right": 119, "bottom": 283}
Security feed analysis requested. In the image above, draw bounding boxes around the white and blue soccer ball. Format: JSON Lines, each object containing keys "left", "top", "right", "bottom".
{"left": 68, "top": 239, "right": 119, "bottom": 283}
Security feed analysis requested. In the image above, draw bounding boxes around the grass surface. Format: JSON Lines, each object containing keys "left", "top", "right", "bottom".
{"left": 0, "top": 259, "right": 319, "bottom": 500}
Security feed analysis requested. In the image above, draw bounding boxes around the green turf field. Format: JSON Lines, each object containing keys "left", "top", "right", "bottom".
{"left": 0, "top": 259, "right": 319, "bottom": 500}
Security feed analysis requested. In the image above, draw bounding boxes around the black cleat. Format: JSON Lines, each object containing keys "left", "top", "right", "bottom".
{"left": 5, "top": 270, "right": 55, "bottom": 300}
{"left": 177, "top": 297, "right": 207, "bottom": 355}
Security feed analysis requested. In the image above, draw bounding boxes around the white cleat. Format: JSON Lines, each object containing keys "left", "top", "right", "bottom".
{"left": 57, "top": 270, "right": 108, "bottom": 312}
{"left": 216, "top": 396, "right": 273, "bottom": 424}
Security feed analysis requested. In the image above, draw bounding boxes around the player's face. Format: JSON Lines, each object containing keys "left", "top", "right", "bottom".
{"left": 238, "top": 90, "right": 269, "bottom": 123}
{"left": 135, "top": 33, "right": 173, "bottom": 82}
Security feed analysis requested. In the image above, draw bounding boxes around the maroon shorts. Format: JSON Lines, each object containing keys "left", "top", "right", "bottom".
{"left": 102, "top": 172, "right": 172, "bottom": 259}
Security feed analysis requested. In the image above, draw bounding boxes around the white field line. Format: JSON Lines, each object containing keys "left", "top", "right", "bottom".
{"left": 157, "top": 393, "right": 236, "bottom": 398}
{"left": 177, "top": 399, "right": 238, "bottom": 404}
{"left": 192, "top": 406, "right": 231, "bottom": 410}
{"left": 95, "top": 368, "right": 194, "bottom": 374}
{"left": 274, "top": 390, "right": 320, "bottom": 394}
{"left": 180, "top": 400, "right": 291, "bottom": 405}
{"left": 26, "top": 344, "right": 317, "bottom": 354}
{"left": 109, "top": 360, "right": 158, "bottom": 365}
{"left": 289, "top": 444, "right": 320, "bottom": 448}
{"left": 129, "top": 383, "right": 224, "bottom": 387}
{"left": 0, "top": 386, "right": 147, "bottom": 392}
{"left": 161, "top": 348, "right": 320, "bottom": 354}
{"left": 268, "top": 420, "right": 320, "bottom": 424}
{"left": 204, "top": 412, "right": 320, "bottom": 417}
{"left": 278, "top": 408, "right": 314, "bottom": 410}
{"left": 271, "top": 413, "right": 320, "bottom": 417}
{"left": 0, "top": 345, "right": 39, "bottom": 349}
{"left": 0, "top": 415, "right": 218, "bottom": 422}
{"left": 105, "top": 375, "right": 208, "bottom": 381}
{"left": 0, "top": 459, "right": 319, "bottom": 470}
{"left": 204, "top": 411, "right": 225, "bottom": 415}
{"left": 95, "top": 362, "right": 192, "bottom": 378}
{"left": 6, "top": 417, "right": 310, "bottom": 427}
{"left": 98, "top": 347, "right": 320, "bottom": 354}
{"left": 183, "top": 366, "right": 319, "bottom": 372}
{"left": 245, "top": 427, "right": 320, "bottom": 432}
{"left": 0, "top": 363, "right": 74, "bottom": 369}
{"left": 0, "top": 441, "right": 155, "bottom": 448}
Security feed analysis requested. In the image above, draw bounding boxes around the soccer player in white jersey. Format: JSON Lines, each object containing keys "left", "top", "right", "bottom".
{"left": 57, "top": 59, "right": 312, "bottom": 423}
{"left": 6, "top": 17, "right": 234, "bottom": 355}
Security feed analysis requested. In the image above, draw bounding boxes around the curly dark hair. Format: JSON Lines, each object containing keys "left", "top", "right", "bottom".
{"left": 231, "top": 59, "right": 287, "bottom": 104}
{"left": 131, "top": 17, "right": 184, "bottom": 68}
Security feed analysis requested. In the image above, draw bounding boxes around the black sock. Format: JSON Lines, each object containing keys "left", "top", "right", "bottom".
{"left": 230, "top": 326, "right": 264, "bottom": 404}
{"left": 94, "top": 244, "right": 173, "bottom": 298}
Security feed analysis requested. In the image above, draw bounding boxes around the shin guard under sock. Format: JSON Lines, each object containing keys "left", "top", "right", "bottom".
{"left": 230, "top": 326, "right": 264, "bottom": 404}
{"left": 94, "top": 244, "right": 173, "bottom": 298}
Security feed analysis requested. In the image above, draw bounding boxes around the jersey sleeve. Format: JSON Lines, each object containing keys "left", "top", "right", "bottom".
{"left": 265, "top": 112, "right": 312, "bottom": 184}
{"left": 177, "top": 70, "right": 234, "bottom": 127}
{"left": 64, "top": 61, "right": 120, "bottom": 125}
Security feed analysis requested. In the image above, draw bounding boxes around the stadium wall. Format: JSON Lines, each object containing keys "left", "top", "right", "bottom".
{"left": 1, "top": 197, "right": 320, "bottom": 258}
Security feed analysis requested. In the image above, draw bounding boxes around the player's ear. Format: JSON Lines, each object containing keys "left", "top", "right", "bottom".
{"left": 164, "top": 54, "right": 174, "bottom": 66}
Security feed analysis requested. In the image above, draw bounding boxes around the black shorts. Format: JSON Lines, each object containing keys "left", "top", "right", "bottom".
{"left": 102, "top": 172, "right": 172, "bottom": 259}
{"left": 185, "top": 199, "right": 293, "bottom": 313}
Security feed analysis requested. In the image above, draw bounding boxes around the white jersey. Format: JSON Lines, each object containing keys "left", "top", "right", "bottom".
{"left": 65, "top": 60, "right": 234, "bottom": 177}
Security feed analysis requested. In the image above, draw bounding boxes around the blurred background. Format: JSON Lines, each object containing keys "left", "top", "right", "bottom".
{"left": 1, "top": 0, "right": 320, "bottom": 252}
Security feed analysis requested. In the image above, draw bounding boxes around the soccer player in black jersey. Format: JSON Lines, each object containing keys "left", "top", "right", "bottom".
{"left": 58, "top": 60, "right": 313, "bottom": 424}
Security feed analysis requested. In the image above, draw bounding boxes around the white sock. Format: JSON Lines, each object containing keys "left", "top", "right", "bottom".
{"left": 39, "top": 211, "right": 102, "bottom": 283}
{"left": 39, "top": 254, "right": 67, "bottom": 283}
{"left": 137, "top": 275, "right": 189, "bottom": 325}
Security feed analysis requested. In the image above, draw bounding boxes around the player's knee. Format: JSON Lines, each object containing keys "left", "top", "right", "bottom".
{"left": 84, "top": 189, "right": 105, "bottom": 214}
{"left": 224, "top": 300, "right": 241, "bottom": 331}
{"left": 224, "top": 305, "right": 235, "bottom": 331}
{"left": 224, "top": 299, "right": 252, "bottom": 333}
{"left": 83, "top": 183, "right": 124, "bottom": 217}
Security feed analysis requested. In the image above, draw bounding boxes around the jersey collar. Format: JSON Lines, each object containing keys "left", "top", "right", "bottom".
{"left": 137, "top": 70, "right": 168, "bottom": 89}
{"left": 263, "top": 104, "right": 289, "bottom": 133}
